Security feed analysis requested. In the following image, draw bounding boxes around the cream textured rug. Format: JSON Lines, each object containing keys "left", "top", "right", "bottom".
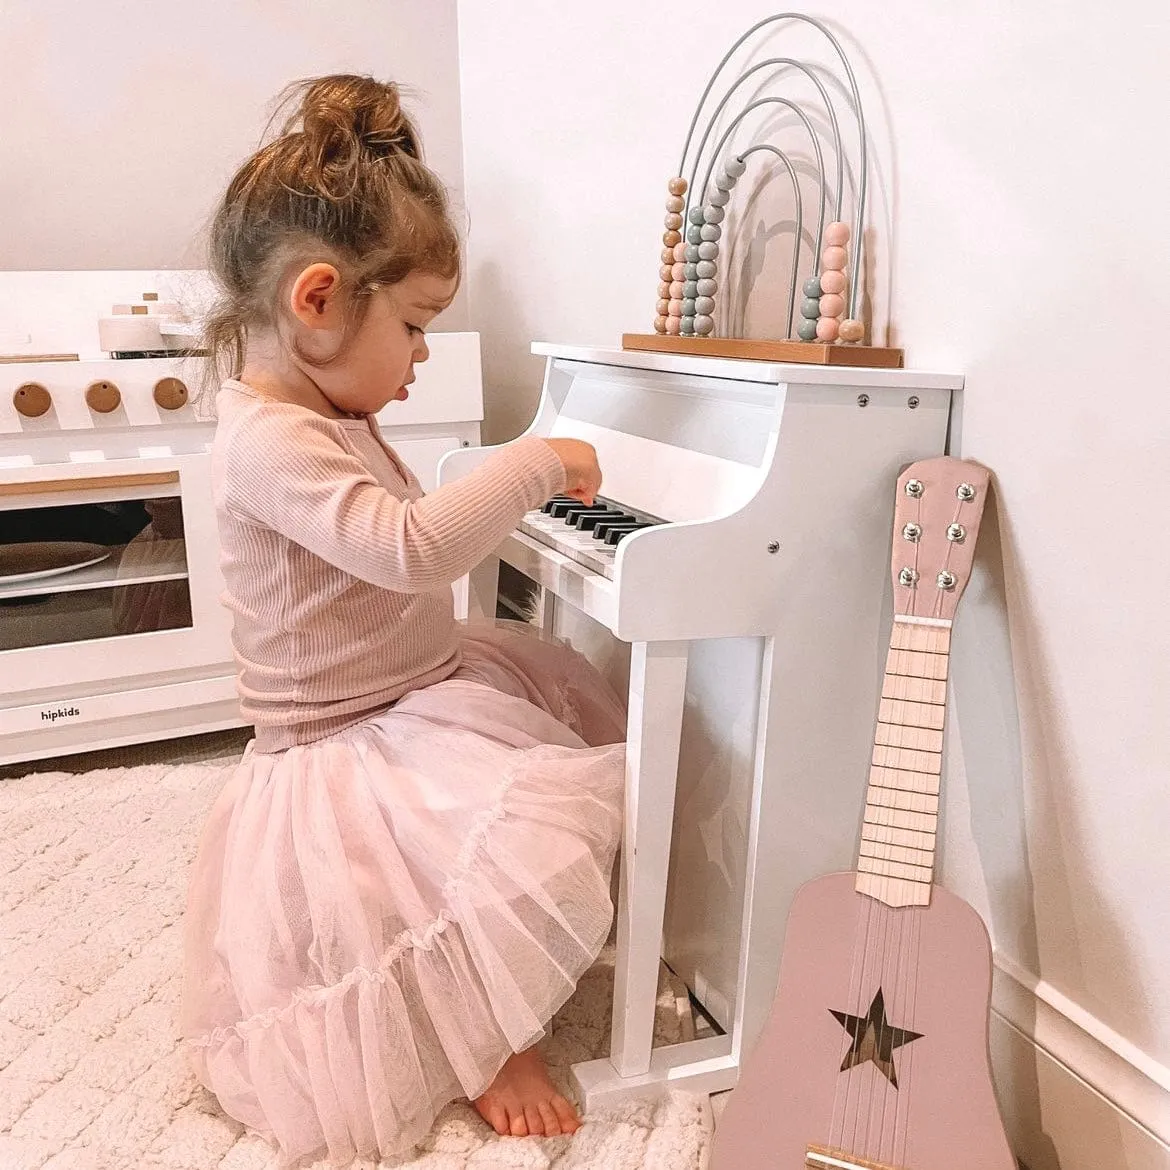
{"left": 0, "top": 736, "right": 712, "bottom": 1169}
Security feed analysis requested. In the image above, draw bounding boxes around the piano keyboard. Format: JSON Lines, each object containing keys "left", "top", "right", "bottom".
{"left": 518, "top": 495, "right": 664, "bottom": 580}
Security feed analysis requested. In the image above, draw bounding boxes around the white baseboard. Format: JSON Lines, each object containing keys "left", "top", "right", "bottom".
{"left": 991, "top": 952, "right": 1170, "bottom": 1169}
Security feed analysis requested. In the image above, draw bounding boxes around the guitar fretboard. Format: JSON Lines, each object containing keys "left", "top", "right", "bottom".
{"left": 856, "top": 618, "right": 950, "bottom": 908}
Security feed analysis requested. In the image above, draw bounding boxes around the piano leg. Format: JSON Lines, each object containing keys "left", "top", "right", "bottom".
{"left": 463, "top": 555, "right": 500, "bottom": 622}
{"left": 609, "top": 639, "right": 689, "bottom": 1077}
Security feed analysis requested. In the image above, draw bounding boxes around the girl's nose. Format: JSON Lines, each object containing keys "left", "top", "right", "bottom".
{"left": 415, "top": 335, "right": 430, "bottom": 363}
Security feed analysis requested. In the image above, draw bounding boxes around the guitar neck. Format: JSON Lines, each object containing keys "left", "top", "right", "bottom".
{"left": 856, "top": 616, "right": 950, "bottom": 907}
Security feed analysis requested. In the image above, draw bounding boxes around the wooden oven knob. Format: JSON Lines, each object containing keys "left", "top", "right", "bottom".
{"left": 153, "top": 376, "right": 189, "bottom": 410}
{"left": 13, "top": 382, "right": 52, "bottom": 418}
{"left": 85, "top": 379, "right": 122, "bottom": 413}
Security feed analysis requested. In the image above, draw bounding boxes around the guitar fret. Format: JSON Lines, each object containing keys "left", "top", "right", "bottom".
{"left": 871, "top": 744, "right": 942, "bottom": 775}
{"left": 857, "top": 855, "right": 934, "bottom": 883}
{"left": 878, "top": 698, "right": 946, "bottom": 729}
{"left": 867, "top": 765, "right": 940, "bottom": 797}
{"left": 866, "top": 785, "right": 939, "bottom": 814}
{"left": 855, "top": 872, "right": 932, "bottom": 907}
{"left": 881, "top": 673, "right": 947, "bottom": 703}
{"left": 874, "top": 722, "right": 944, "bottom": 752}
{"left": 891, "top": 623, "right": 951, "bottom": 654}
{"left": 860, "top": 839, "right": 935, "bottom": 868}
{"left": 862, "top": 822, "right": 936, "bottom": 852}
{"left": 886, "top": 648, "right": 949, "bottom": 680}
{"left": 864, "top": 803, "right": 938, "bottom": 833}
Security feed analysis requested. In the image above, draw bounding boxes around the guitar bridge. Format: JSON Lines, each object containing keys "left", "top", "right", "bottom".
{"left": 806, "top": 1144, "right": 903, "bottom": 1170}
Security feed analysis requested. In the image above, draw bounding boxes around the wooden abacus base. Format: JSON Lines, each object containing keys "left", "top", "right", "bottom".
{"left": 622, "top": 333, "right": 904, "bottom": 369}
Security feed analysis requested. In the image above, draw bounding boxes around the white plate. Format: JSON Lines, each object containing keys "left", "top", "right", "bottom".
{"left": 0, "top": 542, "right": 112, "bottom": 584}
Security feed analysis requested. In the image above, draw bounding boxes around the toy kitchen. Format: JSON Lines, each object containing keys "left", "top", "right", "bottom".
{"left": 0, "top": 273, "right": 483, "bottom": 766}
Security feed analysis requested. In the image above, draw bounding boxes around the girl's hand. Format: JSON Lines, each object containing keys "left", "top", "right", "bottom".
{"left": 543, "top": 438, "right": 603, "bottom": 506}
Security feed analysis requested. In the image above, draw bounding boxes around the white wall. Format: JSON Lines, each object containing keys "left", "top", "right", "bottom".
{"left": 0, "top": 0, "right": 469, "bottom": 328}
{"left": 457, "top": 2, "right": 1170, "bottom": 1165}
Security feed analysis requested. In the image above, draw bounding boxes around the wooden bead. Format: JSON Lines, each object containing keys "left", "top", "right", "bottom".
{"left": 688, "top": 206, "right": 706, "bottom": 226}
{"left": 668, "top": 299, "right": 684, "bottom": 317}
{"left": 797, "top": 318, "right": 819, "bottom": 341}
{"left": 153, "top": 377, "right": 189, "bottom": 410}
{"left": 818, "top": 293, "right": 845, "bottom": 318}
{"left": 658, "top": 281, "right": 672, "bottom": 298}
{"left": 695, "top": 295, "right": 715, "bottom": 315}
{"left": 802, "top": 276, "right": 823, "bottom": 298}
{"left": 654, "top": 314, "right": 669, "bottom": 333}
{"left": 839, "top": 318, "right": 865, "bottom": 343}
{"left": 666, "top": 315, "right": 682, "bottom": 334}
{"left": 816, "top": 317, "right": 840, "bottom": 341}
{"left": 700, "top": 223, "right": 722, "bottom": 242}
{"left": 709, "top": 188, "right": 730, "bottom": 207}
{"left": 672, "top": 262, "right": 686, "bottom": 280}
{"left": 820, "top": 270, "right": 847, "bottom": 295}
{"left": 664, "top": 212, "right": 683, "bottom": 230}
{"left": 668, "top": 176, "right": 688, "bottom": 196}
{"left": 660, "top": 264, "right": 673, "bottom": 281}
{"left": 825, "top": 221, "right": 850, "bottom": 247}
{"left": 703, "top": 205, "right": 725, "bottom": 224}
{"left": 693, "top": 314, "right": 714, "bottom": 335}
{"left": 821, "top": 245, "right": 847, "bottom": 271}
{"left": 663, "top": 230, "right": 682, "bottom": 247}
{"left": 13, "top": 382, "right": 51, "bottom": 418}
{"left": 666, "top": 195, "right": 684, "bottom": 213}
{"left": 673, "top": 242, "right": 689, "bottom": 262}
{"left": 723, "top": 157, "right": 747, "bottom": 178}
{"left": 85, "top": 380, "right": 121, "bottom": 413}
{"left": 696, "top": 277, "right": 717, "bottom": 296}
{"left": 800, "top": 298, "right": 821, "bottom": 319}
{"left": 696, "top": 260, "right": 717, "bottom": 278}
{"left": 657, "top": 298, "right": 670, "bottom": 315}
{"left": 669, "top": 280, "right": 685, "bottom": 299}
{"left": 698, "top": 241, "right": 718, "bottom": 260}
{"left": 661, "top": 247, "right": 675, "bottom": 264}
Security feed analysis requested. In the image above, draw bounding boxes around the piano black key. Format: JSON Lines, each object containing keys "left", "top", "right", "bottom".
{"left": 593, "top": 516, "right": 638, "bottom": 539}
{"left": 550, "top": 499, "right": 604, "bottom": 518}
{"left": 574, "top": 509, "right": 626, "bottom": 530}
{"left": 560, "top": 503, "right": 611, "bottom": 524}
{"left": 604, "top": 523, "right": 653, "bottom": 545}
{"left": 541, "top": 496, "right": 577, "bottom": 514}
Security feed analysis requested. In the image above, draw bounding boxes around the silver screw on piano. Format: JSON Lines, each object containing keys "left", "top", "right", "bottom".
{"left": 957, "top": 482, "right": 977, "bottom": 501}
{"left": 857, "top": 393, "right": 869, "bottom": 407}
{"left": 937, "top": 570, "right": 957, "bottom": 590}
{"left": 899, "top": 567, "right": 919, "bottom": 587}
{"left": 908, "top": 396, "right": 919, "bottom": 409}
{"left": 905, "top": 479, "right": 924, "bottom": 498}
{"left": 767, "top": 541, "right": 779, "bottom": 554}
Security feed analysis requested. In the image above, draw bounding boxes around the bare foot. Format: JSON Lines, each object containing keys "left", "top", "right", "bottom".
{"left": 474, "top": 1048, "right": 581, "bottom": 1137}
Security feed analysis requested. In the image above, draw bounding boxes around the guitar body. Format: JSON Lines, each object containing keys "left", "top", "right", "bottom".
{"left": 712, "top": 872, "right": 1014, "bottom": 1170}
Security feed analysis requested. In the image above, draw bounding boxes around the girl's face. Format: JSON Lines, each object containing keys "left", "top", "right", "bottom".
{"left": 286, "top": 265, "right": 458, "bottom": 417}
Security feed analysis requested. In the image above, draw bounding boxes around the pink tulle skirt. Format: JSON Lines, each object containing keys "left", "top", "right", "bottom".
{"left": 181, "top": 623, "right": 626, "bottom": 1165}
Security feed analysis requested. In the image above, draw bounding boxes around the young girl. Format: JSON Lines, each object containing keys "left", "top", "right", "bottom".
{"left": 181, "top": 74, "right": 626, "bottom": 1165}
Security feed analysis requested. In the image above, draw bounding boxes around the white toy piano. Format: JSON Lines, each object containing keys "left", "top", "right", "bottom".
{"left": 440, "top": 342, "right": 962, "bottom": 1108}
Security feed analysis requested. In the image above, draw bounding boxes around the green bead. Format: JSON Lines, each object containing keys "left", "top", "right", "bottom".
{"left": 687, "top": 226, "right": 704, "bottom": 244}
{"left": 684, "top": 263, "right": 699, "bottom": 280}
{"left": 682, "top": 298, "right": 697, "bottom": 316}
{"left": 800, "top": 297, "right": 821, "bottom": 319}
{"left": 683, "top": 281, "right": 698, "bottom": 298}
{"left": 802, "top": 277, "right": 822, "bottom": 298}
{"left": 797, "top": 318, "right": 819, "bottom": 341}
{"left": 688, "top": 206, "right": 706, "bottom": 225}
{"left": 685, "top": 245, "right": 701, "bottom": 262}
{"left": 680, "top": 315, "right": 696, "bottom": 334}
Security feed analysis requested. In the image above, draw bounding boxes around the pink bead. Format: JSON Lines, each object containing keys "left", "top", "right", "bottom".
{"left": 672, "top": 262, "right": 686, "bottom": 280}
{"left": 816, "top": 317, "right": 840, "bottom": 342}
{"left": 659, "top": 264, "right": 672, "bottom": 281}
{"left": 668, "top": 299, "right": 683, "bottom": 317}
{"left": 669, "top": 280, "right": 685, "bottom": 298}
{"left": 654, "top": 315, "right": 668, "bottom": 333}
{"left": 818, "top": 293, "right": 845, "bottom": 318}
{"left": 820, "top": 270, "right": 846, "bottom": 295}
{"left": 657, "top": 298, "right": 670, "bottom": 315}
{"left": 664, "top": 212, "right": 683, "bottom": 230}
{"left": 821, "top": 245, "right": 847, "bottom": 271}
{"left": 666, "top": 315, "right": 682, "bottom": 334}
{"left": 825, "top": 221, "right": 850, "bottom": 247}
{"left": 658, "top": 281, "right": 671, "bottom": 298}
{"left": 839, "top": 318, "right": 865, "bottom": 343}
{"left": 673, "top": 242, "right": 688, "bottom": 262}
{"left": 668, "top": 177, "right": 687, "bottom": 196}
{"left": 666, "top": 195, "right": 684, "bottom": 213}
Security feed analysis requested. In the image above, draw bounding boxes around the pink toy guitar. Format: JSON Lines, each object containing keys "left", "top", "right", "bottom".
{"left": 711, "top": 457, "right": 1014, "bottom": 1170}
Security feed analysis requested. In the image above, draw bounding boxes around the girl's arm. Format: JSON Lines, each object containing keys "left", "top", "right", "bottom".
{"left": 219, "top": 405, "right": 566, "bottom": 593}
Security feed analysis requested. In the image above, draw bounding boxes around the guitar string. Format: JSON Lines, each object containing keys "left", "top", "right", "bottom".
{"left": 831, "top": 853, "right": 872, "bottom": 1149}
{"left": 898, "top": 487, "right": 966, "bottom": 1167}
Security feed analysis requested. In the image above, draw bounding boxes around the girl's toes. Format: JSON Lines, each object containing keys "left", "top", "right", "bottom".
{"left": 538, "top": 1100, "right": 561, "bottom": 1136}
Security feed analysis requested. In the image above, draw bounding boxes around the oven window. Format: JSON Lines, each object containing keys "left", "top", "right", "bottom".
{"left": 0, "top": 495, "right": 192, "bottom": 651}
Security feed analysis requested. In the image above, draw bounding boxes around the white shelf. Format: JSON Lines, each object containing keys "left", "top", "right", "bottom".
{"left": 0, "top": 539, "right": 188, "bottom": 601}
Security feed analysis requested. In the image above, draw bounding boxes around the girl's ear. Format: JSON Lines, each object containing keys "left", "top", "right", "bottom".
{"left": 289, "top": 263, "right": 344, "bottom": 329}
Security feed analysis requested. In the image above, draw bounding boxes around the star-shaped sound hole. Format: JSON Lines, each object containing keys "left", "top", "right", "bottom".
{"left": 830, "top": 987, "right": 923, "bottom": 1089}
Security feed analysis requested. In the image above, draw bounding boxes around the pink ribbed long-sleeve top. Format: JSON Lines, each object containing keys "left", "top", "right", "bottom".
{"left": 212, "top": 380, "right": 566, "bottom": 751}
